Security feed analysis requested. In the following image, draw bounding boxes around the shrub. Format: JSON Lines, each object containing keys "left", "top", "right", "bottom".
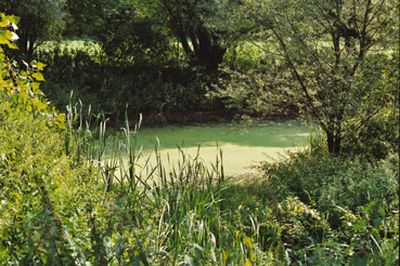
{"left": 37, "top": 44, "right": 217, "bottom": 120}
{"left": 258, "top": 145, "right": 399, "bottom": 264}
{"left": 342, "top": 109, "right": 399, "bottom": 161}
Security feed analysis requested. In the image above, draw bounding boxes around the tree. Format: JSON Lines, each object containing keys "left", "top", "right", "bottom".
{"left": 157, "top": 0, "right": 255, "bottom": 72}
{"left": 64, "top": 0, "right": 170, "bottom": 66}
{"left": 258, "top": 0, "right": 397, "bottom": 154}
{"left": 64, "top": 0, "right": 110, "bottom": 37}
{"left": 0, "top": 0, "right": 67, "bottom": 61}
{"left": 98, "top": 1, "right": 170, "bottom": 66}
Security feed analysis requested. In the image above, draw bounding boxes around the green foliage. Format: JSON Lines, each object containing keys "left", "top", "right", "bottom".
{"left": 156, "top": 0, "right": 257, "bottom": 71}
{"left": 210, "top": 40, "right": 302, "bottom": 118}
{"left": 212, "top": 63, "right": 299, "bottom": 118}
{"left": 224, "top": 41, "right": 268, "bottom": 71}
{"left": 260, "top": 147, "right": 398, "bottom": 210}
{"left": 64, "top": 0, "right": 112, "bottom": 37}
{"left": 158, "top": 0, "right": 253, "bottom": 44}
{"left": 0, "top": 0, "right": 67, "bottom": 59}
{"left": 32, "top": 0, "right": 225, "bottom": 120}
{"left": 257, "top": 145, "right": 399, "bottom": 264}
{"left": 37, "top": 45, "right": 213, "bottom": 118}
{"left": 0, "top": 14, "right": 81, "bottom": 263}
{"left": 0, "top": 13, "right": 64, "bottom": 127}
{"left": 96, "top": 1, "right": 171, "bottom": 66}
{"left": 1, "top": 4, "right": 398, "bottom": 265}
{"left": 343, "top": 108, "right": 399, "bottom": 161}
{"left": 0, "top": 18, "right": 262, "bottom": 264}
{"left": 0, "top": 108, "right": 99, "bottom": 264}
{"left": 341, "top": 53, "right": 399, "bottom": 160}
{"left": 236, "top": 0, "right": 398, "bottom": 154}
{"left": 65, "top": 0, "right": 171, "bottom": 66}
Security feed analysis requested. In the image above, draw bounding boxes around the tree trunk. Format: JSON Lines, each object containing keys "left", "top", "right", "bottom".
{"left": 326, "top": 129, "right": 341, "bottom": 155}
{"left": 333, "top": 126, "right": 341, "bottom": 154}
{"left": 178, "top": 30, "right": 194, "bottom": 60}
{"left": 184, "top": 27, "right": 226, "bottom": 72}
{"left": 207, "top": 44, "right": 226, "bottom": 72}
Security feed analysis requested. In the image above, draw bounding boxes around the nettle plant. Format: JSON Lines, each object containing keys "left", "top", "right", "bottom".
{"left": 0, "top": 13, "right": 64, "bottom": 128}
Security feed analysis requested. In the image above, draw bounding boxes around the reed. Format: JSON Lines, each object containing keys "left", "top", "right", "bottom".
{"left": 58, "top": 102, "right": 273, "bottom": 265}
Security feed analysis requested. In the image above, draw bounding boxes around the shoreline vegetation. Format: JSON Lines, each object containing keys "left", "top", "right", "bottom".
{"left": 2, "top": 93, "right": 397, "bottom": 264}
{"left": 0, "top": 0, "right": 398, "bottom": 264}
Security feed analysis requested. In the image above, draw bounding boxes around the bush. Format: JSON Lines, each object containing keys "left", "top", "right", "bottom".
{"left": 257, "top": 146, "right": 399, "bottom": 264}
{"left": 260, "top": 148, "right": 398, "bottom": 211}
{"left": 0, "top": 15, "right": 101, "bottom": 263}
{"left": 342, "top": 109, "right": 399, "bottom": 161}
{"left": 37, "top": 45, "right": 218, "bottom": 120}
{"left": 0, "top": 106, "right": 103, "bottom": 264}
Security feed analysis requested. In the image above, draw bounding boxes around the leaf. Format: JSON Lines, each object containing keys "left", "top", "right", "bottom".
{"left": 10, "top": 31, "right": 18, "bottom": 41}
{"left": 245, "top": 261, "right": 253, "bottom": 266}
{"left": 56, "top": 114, "right": 66, "bottom": 129}
{"left": 6, "top": 42, "right": 17, "bottom": 49}
{"left": 31, "top": 82, "right": 40, "bottom": 92}
{"left": 0, "top": 13, "right": 8, "bottom": 27}
{"left": 32, "top": 72, "right": 45, "bottom": 81}
{"left": 0, "top": 20, "right": 8, "bottom": 27}
{"left": 31, "top": 98, "right": 47, "bottom": 111}
{"left": 4, "top": 30, "right": 14, "bottom": 41}
{"left": 6, "top": 14, "right": 20, "bottom": 25}
{"left": 36, "top": 62, "right": 47, "bottom": 71}
{"left": 0, "top": 31, "right": 10, "bottom": 44}
{"left": 244, "top": 236, "right": 253, "bottom": 248}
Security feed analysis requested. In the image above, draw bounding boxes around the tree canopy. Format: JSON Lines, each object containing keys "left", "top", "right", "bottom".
{"left": 0, "top": 0, "right": 67, "bottom": 60}
{"left": 235, "top": 0, "right": 398, "bottom": 154}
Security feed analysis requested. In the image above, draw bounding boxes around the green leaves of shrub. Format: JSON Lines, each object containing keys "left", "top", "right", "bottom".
{"left": 0, "top": 13, "right": 65, "bottom": 129}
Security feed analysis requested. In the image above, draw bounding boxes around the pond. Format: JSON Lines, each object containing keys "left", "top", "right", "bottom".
{"left": 106, "top": 121, "right": 313, "bottom": 176}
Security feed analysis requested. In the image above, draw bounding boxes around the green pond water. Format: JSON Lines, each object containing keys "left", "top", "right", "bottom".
{"left": 107, "top": 121, "right": 313, "bottom": 175}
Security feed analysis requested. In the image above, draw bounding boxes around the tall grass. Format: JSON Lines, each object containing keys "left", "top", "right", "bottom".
{"left": 61, "top": 99, "right": 272, "bottom": 265}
